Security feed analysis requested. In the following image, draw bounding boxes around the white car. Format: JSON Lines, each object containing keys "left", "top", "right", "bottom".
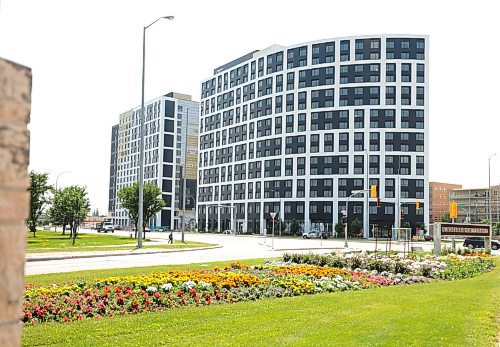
{"left": 302, "top": 230, "right": 320, "bottom": 239}
{"left": 102, "top": 222, "right": 114, "bottom": 233}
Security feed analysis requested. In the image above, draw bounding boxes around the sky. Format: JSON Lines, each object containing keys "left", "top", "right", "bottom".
{"left": 1, "top": 0, "right": 499, "bottom": 214}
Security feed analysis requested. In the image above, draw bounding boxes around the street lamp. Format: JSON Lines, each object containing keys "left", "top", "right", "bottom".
{"left": 55, "top": 171, "right": 71, "bottom": 191}
{"left": 181, "top": 108, "right": 189, "bottom": 243}
{"left": 344, "top": 189, "right": 369, "bottom": 248}
{"left": 137, "top": 15, "right": 174, "bottom": 248}
{"left": 270, "top": 189, "right": 282, "bottom": 236}
{"left": 488, "top": 154, "right": 497, "bottom": 247}
{"left": 270, "top": 212, "right": 276, "bottom": 250}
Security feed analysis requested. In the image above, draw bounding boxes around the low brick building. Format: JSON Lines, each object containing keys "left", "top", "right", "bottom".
{"left": 429, "top": 182, "right": 462, "bottom": 223}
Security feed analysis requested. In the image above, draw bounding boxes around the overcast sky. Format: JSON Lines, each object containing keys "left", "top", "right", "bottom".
{"left": 1, "top": 0, "right": 499, "bottom": 214}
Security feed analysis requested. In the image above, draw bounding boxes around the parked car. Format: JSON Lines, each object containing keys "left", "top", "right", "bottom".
{"left": 320, "top": 231, "right": 330, "bottom": 239}
{"left": 101, "top": 222, "right": 114, "bottom": 233}
{"left": 463, "top": 237, "right": 499, "bottom": 250}
{"left": 424, "top": 234, "right": 433, "bottom": 241}
{"left": 222, "top": 229, "right": 232, "bottom": 234}
{"left": 302, "top": 230, "right": 320, "bottom": 239}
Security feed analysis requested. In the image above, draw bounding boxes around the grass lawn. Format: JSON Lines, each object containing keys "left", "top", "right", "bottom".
{"left": 27, "top": 240, "right": 213, "bottom": 254}
{"left": 27, "top": 229, "right": 146, "bottom": 251}
{"left": 22, "top": 258, "right": 499, "bottom": 346}
{"left": 27, "top": 230, "right": 214, "bottom": 253}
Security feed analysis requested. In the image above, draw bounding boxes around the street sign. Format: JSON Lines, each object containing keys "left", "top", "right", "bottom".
{"left": 270, "top": 212, "right": 276, "bottom": 219}
{"left": 440, "top": 223, "right": 490, "bottom": 237}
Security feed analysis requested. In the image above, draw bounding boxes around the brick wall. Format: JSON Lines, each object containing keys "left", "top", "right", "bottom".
{"left": 0, "top": 58, "right": 32, "bottom": 347}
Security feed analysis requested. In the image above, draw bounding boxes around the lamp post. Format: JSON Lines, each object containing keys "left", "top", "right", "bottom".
{"left": 344, "top": 189, "right": 369, "bottom": 248}
{"left": 137, "top": 15, "right": 174, "bottom": 248}
{"left": 55, "top": 171, "right": 70, "bottom": 191}
{"left": 270, "top": 189, "right": 282, "bottom": 236}
{"left": 270, "top": 212, "right": 276, "bottom": 250}
{"left": 363, "top": 149, "right": 369, "bottom": 239}
{"left": 181, "top": 108, "right": 189, "bottom": 243}
{"left": 488, "top": 154, "right": 496, "bottom": 250}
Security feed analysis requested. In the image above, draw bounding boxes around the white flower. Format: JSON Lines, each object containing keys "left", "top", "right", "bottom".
{"left": 161, "top": 283, "right": 173, "bottom": 292}
{"left": 197, "top": 281, "right": 211, "bottom": 289}
{"left": 181, "top": 280, "right": 196, "bottom": 290}
{"left": 146, "top": 286, "right": 157, "bottom": 293}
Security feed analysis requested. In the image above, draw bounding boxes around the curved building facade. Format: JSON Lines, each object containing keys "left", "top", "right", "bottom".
{"left": 197, "top": 35, "right": 429, "bottom": 237}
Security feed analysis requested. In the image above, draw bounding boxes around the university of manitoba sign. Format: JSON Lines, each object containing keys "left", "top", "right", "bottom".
{"left": 432, "top": 222, "right": 492, "bottom": 254}
{"left": 439, "top": 223, "right": 490, "bottom": 237}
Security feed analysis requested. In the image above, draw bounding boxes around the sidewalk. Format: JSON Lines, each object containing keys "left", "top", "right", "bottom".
{"left": 26, "top": 244, "right": 222, "bottom": 262}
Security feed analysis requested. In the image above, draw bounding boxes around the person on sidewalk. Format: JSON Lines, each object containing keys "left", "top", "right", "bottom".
{"left": 168, "top": 232, "right": 173, "bottom": 244}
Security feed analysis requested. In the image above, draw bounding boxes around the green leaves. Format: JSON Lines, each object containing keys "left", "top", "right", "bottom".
{"left": 28, "top": 171, "right": 53, "bottom": 236}
{"left": 48, "top": 185, "right": 90, "bottom": 241}
{"left": 117, "top": 182, "right": 166, "bottom": 231}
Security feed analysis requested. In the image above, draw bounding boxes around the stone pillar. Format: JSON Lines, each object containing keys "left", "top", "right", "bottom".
{"left": 0, "top": 58, "right": 32, "bottom": 347}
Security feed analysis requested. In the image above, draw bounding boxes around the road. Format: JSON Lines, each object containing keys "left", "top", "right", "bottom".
{"left": 25, "top": 229, "right": 437, "bottom": 275}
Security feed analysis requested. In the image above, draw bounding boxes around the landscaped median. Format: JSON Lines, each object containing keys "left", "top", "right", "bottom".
{"left": 21, "top": 253, "right": 495, "bottom": 325}
{"left": 22, "top": 253, "right": 499, "bottom": 345}
{"left": 27, "top": 229, "right": 214, "bottom": 255}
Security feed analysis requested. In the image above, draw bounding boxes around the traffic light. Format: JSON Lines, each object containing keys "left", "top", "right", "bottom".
{"left": 341, "top": 216, "right": 347, "bottom": 225}
{"left": 400, "top": 210, "right": 405, "bottom": 220}
{"left": 370, "top": 185, "right": 377, "bottom": 198}
{"left": 449, "top": 202, "right": 458, "bottom": 219}
{"left": 376, "top": 197, "right": 381, "bottom": 208}
{"left": 416, "top": 200, "right": 420, "bottom": 209}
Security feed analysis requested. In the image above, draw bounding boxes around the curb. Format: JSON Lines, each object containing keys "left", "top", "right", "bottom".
{"left": 269, "top": 247, "right": 347, "bottom": 251}
{"left": 26, "top": 245, "right": 223, "bottom": 262}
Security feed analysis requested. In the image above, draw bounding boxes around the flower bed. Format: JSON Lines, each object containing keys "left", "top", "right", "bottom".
{"left": 282, "top": 252, "right": 494, "bottom": 280}
{"left": 22, "top": 254, "right": 493, "bottom": 325}
{"left": 23, "top": 262, "right": 404, "bottom": 324}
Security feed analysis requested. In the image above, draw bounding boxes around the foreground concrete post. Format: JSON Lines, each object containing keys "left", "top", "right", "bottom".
{"left": 0, "top": 58, "right": 32, "bottom": 346}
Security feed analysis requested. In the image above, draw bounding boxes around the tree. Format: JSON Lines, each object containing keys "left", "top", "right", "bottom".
{"left": 276, "top": 217, "right": 284, "bottom": 236}
{"left": 441, "top": 212, "right": 452, "bottom": 223}
{"left": 48, "top": 189, "right": 71, "bottom": 235}
{"left": 117, "top": 182, "right": 166, "bottom": 238}
{"left": 335, "top": 222, "right": 344, "bottom": 238}
{"left": 351, "top": 218, "right": 363, "bottom": 238}
{"left": 290, "top": 219, "right": 301, "bottom": 236}
{"left": 64, "top": 186, "right": 90, "bottom": 245}
{"left": 48, "top": 186, "right": 90, "bottom": 243}
{"left": 27, "top": 171, "right": 53, "bottom": 237}
{"left": 493, "top": 222, "right": 500, "bottom": 236}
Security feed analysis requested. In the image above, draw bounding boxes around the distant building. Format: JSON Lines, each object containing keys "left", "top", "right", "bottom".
{"left": 450, "top": 185, "right": 500, "bottom": 223}
{"left": 109, "top": 92, "right": 199, "bottom": 230}
{"left": 429, "top": 182, "right": 462, "bottom": 223}
{"left": 108, "top": 124, "right": 119, "bottom": 218}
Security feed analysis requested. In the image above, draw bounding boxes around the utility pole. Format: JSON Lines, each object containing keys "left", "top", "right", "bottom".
{"left": 181, "top": 108, "right": 189, "bottom": 243}
{"left": 363, "top": 149, "right": 369, "bottom": 239}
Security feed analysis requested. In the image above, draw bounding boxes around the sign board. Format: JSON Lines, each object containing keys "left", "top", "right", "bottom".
{"left": 440, "top": 223, "right": 490, "bottom": 237}
{"left": 432, "top": 222, "right": 492, "bottom": 255}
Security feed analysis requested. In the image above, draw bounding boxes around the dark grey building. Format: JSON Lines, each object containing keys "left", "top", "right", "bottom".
{"left": 110, "top": 93, "right": 199, "bottom": 230}
{"left": 108, "top": 124, "right": 119, "bottom": 216}
{"left": 197, "top": 35, "right": 429, "bottom": 237}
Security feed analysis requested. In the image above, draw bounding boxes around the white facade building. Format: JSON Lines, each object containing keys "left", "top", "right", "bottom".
{"left": 197, "top": 35, "right": 429, "bottom": 237}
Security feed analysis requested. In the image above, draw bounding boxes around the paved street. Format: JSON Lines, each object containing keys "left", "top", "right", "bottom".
{"left": 25, "top": 229, "right": 436, "bottom": 275}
